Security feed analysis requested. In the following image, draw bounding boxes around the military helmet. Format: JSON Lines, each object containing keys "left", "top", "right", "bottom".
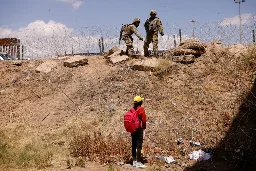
{"left": 150, "top": 10, "right": 157, "bottom": 15}
{"left": 133, "top": 18, "right": 140, "bottom": 23}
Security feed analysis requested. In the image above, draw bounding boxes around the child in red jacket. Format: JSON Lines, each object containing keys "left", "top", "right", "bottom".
{"left": 131, "top": 96, "right": 147, "bottom": 168}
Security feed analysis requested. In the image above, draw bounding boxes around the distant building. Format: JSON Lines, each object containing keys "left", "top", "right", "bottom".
{"left": 0, "top": 38, "right": 24, "bottom": 59}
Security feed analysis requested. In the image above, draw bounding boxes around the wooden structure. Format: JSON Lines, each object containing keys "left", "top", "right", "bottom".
{"left": 0, "top": 38, "right": 23, "bottom": 59}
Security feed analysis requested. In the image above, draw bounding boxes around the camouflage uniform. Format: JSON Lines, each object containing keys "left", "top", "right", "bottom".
{"left": 121, "top": 19, "right": 143, "bottom": 57}
{"left": 143, "top": 10, "right": 164, "bottom": 57}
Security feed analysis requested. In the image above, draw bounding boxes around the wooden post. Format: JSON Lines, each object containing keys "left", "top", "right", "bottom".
{"left": 21, "top": 45, "right": 24, "bottom": 60}
{"left": 253, "top": 30, "right": 255, "bottom": 43}
{"left": 101, "top": 37, "right": 104, "bottom": 54}
{"left": 179, "top": 29, "right": 182, "bottom": 44}
{"left": 98, "top": 38, "right": 102, "bottom": 55}
{"left": 173, "top": 35, "right": 177, "bottom": 47}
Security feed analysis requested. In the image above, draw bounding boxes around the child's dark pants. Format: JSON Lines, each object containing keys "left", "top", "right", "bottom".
{"left": 131, "top": 128, "right": 143, "bottom": 162}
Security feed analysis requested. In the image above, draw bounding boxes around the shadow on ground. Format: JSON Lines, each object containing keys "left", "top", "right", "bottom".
{"left": 185, "top": 79, "right": 256, "bottom": 171}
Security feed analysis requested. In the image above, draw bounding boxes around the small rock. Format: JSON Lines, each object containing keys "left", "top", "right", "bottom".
{"left": 108, "top": 50, "right": 122, "bottom": 58}
{"left": 117, "top": 162, "right": 124, "bottom": 166}
{"left": 36, "top": 61, "right": 58, "bottom": 73}
{"left": 235, "top": 149, "right": 240, "bottom": 153}
{"left": 23, "top": 70, "right": 29, "bottom": 73}
{"left": 12, "top": 61, "right": 22, "bottom": 66}
{"left": 177, "top": 138, "right": 183, "bottom": 145}
{"left": 180, "top": 38, "right": 205, "bottom": 50}
{"left": 64, "top": 56, "right": 88, "bottom": 67}
{"left": 190, "top": 141, "right": 201, "bottom": 147}
{"left": 212, "top": 40, "right": 222, "bottom": 45}
{"left": 172, "top": 55, "right": 195, "bottom": 63}
{"left": 164, "top": 156, "right": 175, "bottom": 164}
{"left": 181, "top": 163, "right": 186, "bottom": 167}
{"left": 108, "top": 55, "right": 129, "bottom": 64}
{"left": 171, "top": 48, "right": 204, "bottom": 56}
{"left": 105, "top": 46, "right": 120, "bottom": 57}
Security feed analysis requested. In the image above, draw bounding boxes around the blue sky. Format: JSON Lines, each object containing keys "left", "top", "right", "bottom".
{"left": 1, "top": 0, "right": 255, "bottom": 29}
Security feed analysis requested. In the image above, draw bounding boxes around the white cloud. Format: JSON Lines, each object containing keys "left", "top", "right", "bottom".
{"left": 0, "top": 20, "right": 99, "bottom": 58}
{"left": 0, "top": 20, "right": 178, "bottom": 58}
{"left": 0, "top": 28, "right": 12, "bottom": 37}
{"left": 220, "top": 13, "right": 256, "bottom": 26}
{"left": 57, "top": 0, "right": 84, "bottom": 9}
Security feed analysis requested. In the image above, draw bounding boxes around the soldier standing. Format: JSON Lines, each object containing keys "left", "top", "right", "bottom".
{"left": 143, "top": 10, "right": 164, "bottom": 57}
{"left": 120, "top": 18, "right": 144, "bottom": 57}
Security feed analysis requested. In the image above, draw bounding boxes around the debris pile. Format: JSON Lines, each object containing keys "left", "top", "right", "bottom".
{"left": 164, "top": 38, "right": 206, "bottom": 63}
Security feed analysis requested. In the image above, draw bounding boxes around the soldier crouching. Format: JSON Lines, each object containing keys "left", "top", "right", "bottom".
{"left": 120, "top": 18, "right": 144, "bottom": 57}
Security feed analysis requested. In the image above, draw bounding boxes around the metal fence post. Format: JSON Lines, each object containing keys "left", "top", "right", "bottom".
{"left": 253, "top": 30, "right": 255, "bottom": 43}
{"left": 173, "top": 35, "right": 177, "bottom": 47}
{"left": 179, "top": 29, "right": 182, "bottom": 44}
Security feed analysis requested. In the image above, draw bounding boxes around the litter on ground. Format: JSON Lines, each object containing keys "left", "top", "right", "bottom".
{"left": 189, "top": 150, "right": 211, "bottom": 161}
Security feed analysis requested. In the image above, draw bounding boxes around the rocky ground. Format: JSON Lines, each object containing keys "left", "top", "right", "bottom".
{"left": 0, "top": 40, "right": 255, "bottom": 171}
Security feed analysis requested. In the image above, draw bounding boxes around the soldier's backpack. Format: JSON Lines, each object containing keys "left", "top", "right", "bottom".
{"left": 120, "top": 24, "right": 132, "bottom": 34}
{"left": 124, "top": 107, "right": 141, "bottom": 133}
{"left": 147, "top": 18, "right": 159, "bottom": 32}
{"left": 119, "top": 24, "right": 131, "bottom": 43}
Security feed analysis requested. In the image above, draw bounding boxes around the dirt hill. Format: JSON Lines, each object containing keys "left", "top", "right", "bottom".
{"left": 0, "top": 43, "right": 255, "bottom": 171}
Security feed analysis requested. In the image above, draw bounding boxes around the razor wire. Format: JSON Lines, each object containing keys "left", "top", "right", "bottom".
{"left": 1, "top": 21, "right": 255, "bottom": 59}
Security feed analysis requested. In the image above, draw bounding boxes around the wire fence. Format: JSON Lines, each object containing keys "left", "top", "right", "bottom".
{"left": 1, "top": 21, "right": 255, "bottom": 59}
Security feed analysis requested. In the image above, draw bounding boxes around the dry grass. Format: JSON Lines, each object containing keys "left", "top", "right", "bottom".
{"left": 0, "top": 128, "right": 53, "bottom": 170}
{"left": 68, "top": 43, "right": 256, "bottom": 169}
{"left": 1, "top": 44, "right": 256, "bottom": 170}
{"left": 69, "top": 131, "right": 131, "bottom": 164}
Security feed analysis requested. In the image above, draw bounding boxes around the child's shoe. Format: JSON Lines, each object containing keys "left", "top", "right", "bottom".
{"left": 135, "top": 162, "right": 147, "bottom": 169}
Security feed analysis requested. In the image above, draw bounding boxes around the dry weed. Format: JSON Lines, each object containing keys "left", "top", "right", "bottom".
{"left": 0, "top": 128, "right": 53, "bottom": 169}
{"left": 70, "top": 131, "right": 131, "bottom": 164}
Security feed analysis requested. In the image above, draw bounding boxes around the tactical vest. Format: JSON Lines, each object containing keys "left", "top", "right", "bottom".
{"left": 146, "top": 17, "right": 159, "bottom": 32}
{"left": 121, "top": 24, "right": 133, "bottom": 36}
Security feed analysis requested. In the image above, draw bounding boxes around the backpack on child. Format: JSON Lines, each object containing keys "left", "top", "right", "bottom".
{"left": 124, "top": 107, "right": 141, "bottom": 133}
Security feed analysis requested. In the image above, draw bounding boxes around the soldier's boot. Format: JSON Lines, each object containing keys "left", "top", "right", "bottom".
{"left": 127, "top": 45, "right": 134, "bottom": 57}
{"left": 154, "top": 52, "right": 159, "bottom": 57}
{"left": 143, "top": 44, "right": 150, "bottom": 57}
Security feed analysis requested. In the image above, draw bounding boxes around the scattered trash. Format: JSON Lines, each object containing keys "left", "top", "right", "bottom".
{"left": 117, "top": 162, "right": 124, "bottom": 166}
{"left": 107, "top": 103, "right": 116, "bottom": 112}
{"left": 235, "top": 149, "right": 240, "bottom": 153}
{"left": 164, "top": 156, "right": 175, "bottom": 164}
{"left": 190, "top": 141, "right": 202, "bottom": 147}
{"left": 189, "top": 150, "right": 211, "bottom": 161}
{"left": 156, "top": 156, "right": 176, "bottom": 164}
{"left": 23, "top": 70, "right": 29, "bottom": 73}
{"left": 176, "top": 138, "right": 183, "bottom": 145}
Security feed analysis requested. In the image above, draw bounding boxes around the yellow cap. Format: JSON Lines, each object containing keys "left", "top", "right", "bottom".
{"left": 134, "top": 96, "right": 144, "bottom": 103}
